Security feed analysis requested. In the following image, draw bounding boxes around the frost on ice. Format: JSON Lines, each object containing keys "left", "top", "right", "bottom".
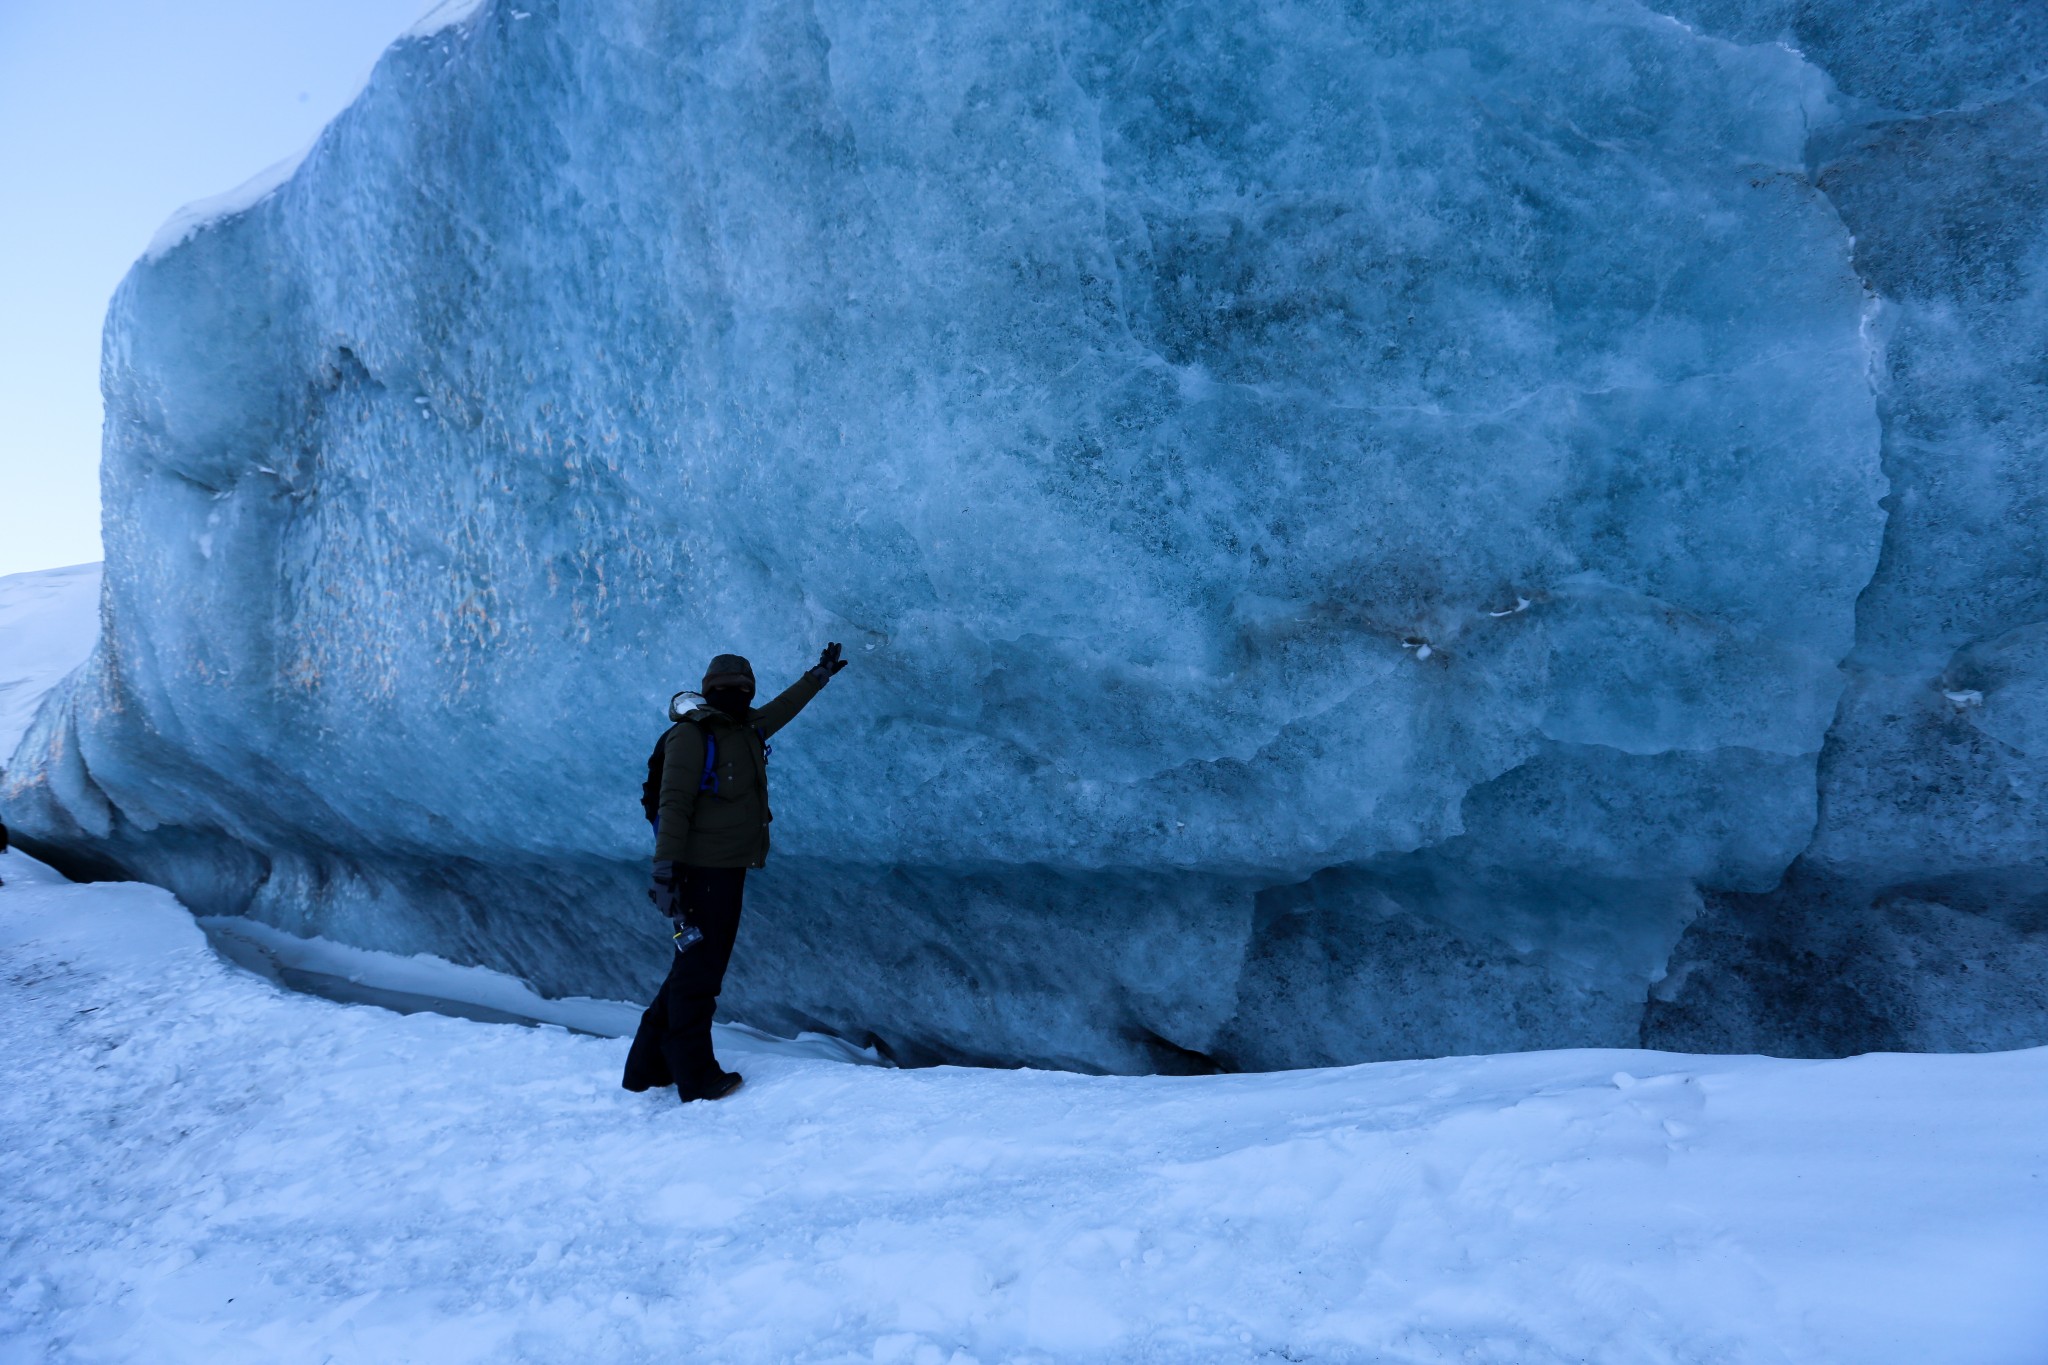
{"left": 5, "top": 0, "right": 2046, "bottom": 1070}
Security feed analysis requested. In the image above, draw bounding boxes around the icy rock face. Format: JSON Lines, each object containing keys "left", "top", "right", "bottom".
{"left": 1640, "top": 0, "right": 2048, "bottom": 1054}
{"left": 9, "top": 0, "right": 2037, "bottom": 1070}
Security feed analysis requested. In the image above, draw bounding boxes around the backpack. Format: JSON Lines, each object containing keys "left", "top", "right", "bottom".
{"left": 642, "top": 718, "right": 719, "bottom": 827}
{"left": 639, "top": 692, "right": 771, "bottom": 828}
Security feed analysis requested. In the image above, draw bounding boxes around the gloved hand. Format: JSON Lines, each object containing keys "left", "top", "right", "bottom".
{"left": 650, "top": 861, "right": 702, "bottom": 952}
{"left": 648, "top": 860, "right": 686, "bottom": 919}
{"left": 810, "top": 641, "right": 849, "bottom": 681}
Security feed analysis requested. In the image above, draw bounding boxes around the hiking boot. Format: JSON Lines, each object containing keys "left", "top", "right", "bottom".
{"left": 683, "top": 1069, "right": 743, "bottom": 1102}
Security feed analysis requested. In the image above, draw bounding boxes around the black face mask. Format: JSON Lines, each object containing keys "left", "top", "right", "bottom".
{"left": 705, "top": 686, "right": 753, "bottom": 718}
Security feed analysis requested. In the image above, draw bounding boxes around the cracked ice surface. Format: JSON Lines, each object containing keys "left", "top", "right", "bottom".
{"left": 7, "top": 0, "right": 1994, "bottom": 1072}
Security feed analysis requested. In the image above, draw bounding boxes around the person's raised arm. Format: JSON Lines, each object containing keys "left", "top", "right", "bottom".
{"left": 751, "top": 642, "right": 847, "bottom": 738}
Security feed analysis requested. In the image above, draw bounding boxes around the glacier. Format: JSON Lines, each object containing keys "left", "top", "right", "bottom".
{"left": 4, "top": 0, "right": 2045, "bottom": 1071}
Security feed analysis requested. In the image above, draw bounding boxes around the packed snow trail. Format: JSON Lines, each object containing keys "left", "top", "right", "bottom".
{"left": 3, "top": 852, "right": 2045, "bottom": 1364}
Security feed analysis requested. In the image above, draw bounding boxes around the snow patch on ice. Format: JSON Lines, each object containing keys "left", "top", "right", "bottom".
{"left": 143, "top": 149, "right": 311, "bottom": 261}
{"left": 0, "top": 563, "right": 99, "bottom": 764}
{"left": 406, "top": 0, "right": 488, "bottom": 39}
{"left": 139, "top": 0, "right": 484, "bottom": 264}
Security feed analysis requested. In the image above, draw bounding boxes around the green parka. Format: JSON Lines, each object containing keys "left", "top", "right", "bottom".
{"left": 652, "top": 670, "right": 825, "bottom": 868}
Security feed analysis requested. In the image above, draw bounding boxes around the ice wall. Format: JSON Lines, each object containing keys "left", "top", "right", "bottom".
{"left": 5, "top": 0, "right": 2041, "bottom": 1071}
{"left": 1638, "top": 0, "right": 2048, "bottom": 1054}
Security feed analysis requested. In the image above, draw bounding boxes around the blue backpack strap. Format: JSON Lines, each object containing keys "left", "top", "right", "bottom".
{"left": 697, "top": 723, "right": 719, "bottom": 795}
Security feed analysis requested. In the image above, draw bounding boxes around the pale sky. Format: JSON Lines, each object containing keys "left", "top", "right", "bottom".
{"left": 0, "top": 0, "right": 433, "bottom": 578}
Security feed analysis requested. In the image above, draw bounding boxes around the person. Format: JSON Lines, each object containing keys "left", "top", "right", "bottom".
{"left": 0, "top": 816, "right": 9, "bottom": 887}
{"left": 622, "top": 643, "right": 847, "bottom": 1101}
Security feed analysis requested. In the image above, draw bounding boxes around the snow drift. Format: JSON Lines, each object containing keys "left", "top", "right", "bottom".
{"left": 6, "top": 0, "right": 2046, "bottom": 1070}
{"left": 0, "top": 563, "right": 100, "bottom": 760}
{"left": 6, "top": 858, "right": 2047, "bottom": 1362}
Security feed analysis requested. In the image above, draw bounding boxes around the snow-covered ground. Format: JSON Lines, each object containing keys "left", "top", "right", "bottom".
{"left": 0, "top": 562, "right": 99, "bottom": 760}
{"left": 4, "top": 849, "right": 2044, "bottom": 1363}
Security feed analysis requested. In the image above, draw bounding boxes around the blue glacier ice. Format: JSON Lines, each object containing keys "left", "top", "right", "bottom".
{"left": 5, "top": 0, "right": 2045, "bottom": 1070}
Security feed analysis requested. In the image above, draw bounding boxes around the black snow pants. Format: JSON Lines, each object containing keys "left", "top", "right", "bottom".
{"left": 621, "top": 866, "right": 748, "bottom": 1101}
